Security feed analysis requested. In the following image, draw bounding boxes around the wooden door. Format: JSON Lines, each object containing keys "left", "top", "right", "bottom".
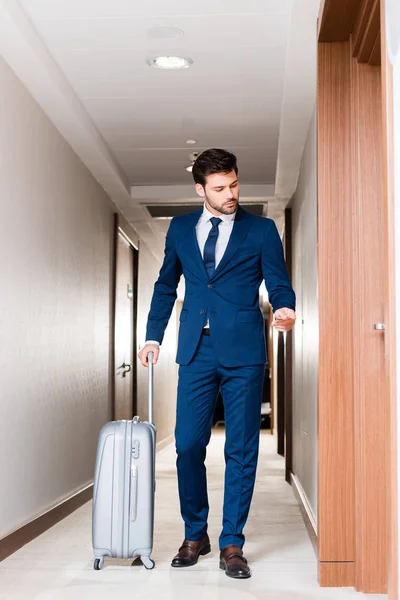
{"left": 277, "top": 332, "right": 285, "bottom": 456}
{"left": 284, "top": 208, "right": 294, "bottom": 482}
{"left": 268, "top": 304, "right": 275, "bottom": 435}
{"left": 317, "top": 0, "right": 397, "bottom": 592}
{"left": 113, "top": 217, "right": 138, "bottom": 421}
{"left": 350, "top": 45, "right": 388, "bottom": 593}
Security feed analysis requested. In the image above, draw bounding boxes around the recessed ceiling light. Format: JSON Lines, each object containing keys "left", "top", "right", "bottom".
{"left": 186, "top": 165, "right": 193, "bottom": 172}
{"left": 147, "top": 27, "right": 184, "bottom": 40}
{"left": 147, "top": 56, "right": 193, "bottom": 70}
{"left": 186, "top": 139, "right": 197, "bottom": 145}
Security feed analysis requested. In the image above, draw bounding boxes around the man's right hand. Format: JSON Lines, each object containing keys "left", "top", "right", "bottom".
{"left": 138, "top": 344, "right": 160, "bottom": 367}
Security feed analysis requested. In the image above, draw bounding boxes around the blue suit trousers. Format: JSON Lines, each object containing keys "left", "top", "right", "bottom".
{"left": 175, "top": 333, "right": 265, "bottom": 550}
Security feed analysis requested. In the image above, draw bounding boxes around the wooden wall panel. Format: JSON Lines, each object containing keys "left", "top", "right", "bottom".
{"left": 321, "top": 0, "right": 381, "bottom": 65}
{"left": 357, "top": 0, "right": 380, "bottom": 63}
{"left": 380, "top": 1, "right": 398, "bottom": 598}
{"left": 318, "top": 0, "right": 361, "bottom": 42}
{"left": 350, "top": 52, "right": 388, "bottom": 594}
{"left": 352, "top": 0, "right": 376, "bottom": 56}
{"left": 317, "top": 42, "right": 355, "bottom": 564}
{"left": 320, "top": 562, "right": 355, "bottom": 587}
{"left": 369, "top": 33, "right": 381, "bottom": 66}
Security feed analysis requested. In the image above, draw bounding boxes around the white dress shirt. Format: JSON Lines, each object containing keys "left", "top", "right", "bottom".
{"left": 145, "top": 204, "right": 237, "bottom": 345}
{"left": 196, "top": 204, "right": 236, "bottom": 269}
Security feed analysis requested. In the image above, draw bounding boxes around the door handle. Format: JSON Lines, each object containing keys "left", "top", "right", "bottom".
{"left": 374, "top": 323, "right": 386, "bottom": 331}
{"left": 117, "top": 362, "right": 131, "bottom": 377}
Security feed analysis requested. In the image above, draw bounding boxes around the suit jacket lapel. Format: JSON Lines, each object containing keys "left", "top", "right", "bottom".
{"left": 181, "top": 209, "right": 209, "bottom": 282}
{"left": 210, "top": 206, "right": 252, "bottom": 281}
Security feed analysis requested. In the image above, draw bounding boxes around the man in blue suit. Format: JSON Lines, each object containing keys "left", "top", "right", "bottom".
{"left": 138, "top": 149, "right": 296, "bottom": 579}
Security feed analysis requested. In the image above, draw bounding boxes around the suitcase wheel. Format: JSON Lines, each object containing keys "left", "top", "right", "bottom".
{"left": 141, "top": 557, "right": 155, "bottom": 570}
{"left": 94, "top": 558, "right": 104, "bottom": 571}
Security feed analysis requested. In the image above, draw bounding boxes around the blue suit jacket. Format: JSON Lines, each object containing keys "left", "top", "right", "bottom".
{"left": 146, "top": 206, "right": 296, "bottom": 367}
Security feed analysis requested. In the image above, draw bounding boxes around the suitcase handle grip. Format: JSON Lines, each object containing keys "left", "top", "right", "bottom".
{"left": 148, "top": 351, "right": 154, "bottom": 425}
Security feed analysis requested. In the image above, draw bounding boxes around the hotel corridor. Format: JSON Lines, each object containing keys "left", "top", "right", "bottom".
{"left": 0, "top": 432, "right": 386, "bottom": 600}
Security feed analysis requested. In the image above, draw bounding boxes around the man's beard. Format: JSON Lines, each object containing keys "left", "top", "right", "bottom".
{"left": 205, "top": 195, "right": 239, "bottom": 215}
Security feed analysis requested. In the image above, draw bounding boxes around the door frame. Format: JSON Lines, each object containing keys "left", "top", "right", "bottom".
{"left": 284, "top": 208, "right": 294, "bottom": 481}
{"left": 277, "top": 331, "right": 285, "bottom": 456}
{"left": 111, "top": 213, "right": 139, "bottom": 420}
{"left": 268, "top": 304, "right": 275, "bottom": 435}
{"left": 317, "top": 0, "right": 398, "bottom": 594}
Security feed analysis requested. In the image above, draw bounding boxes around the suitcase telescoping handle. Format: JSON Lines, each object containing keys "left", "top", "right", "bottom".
{"left": 148, "top": 351, "right": 154, "bottom": 425}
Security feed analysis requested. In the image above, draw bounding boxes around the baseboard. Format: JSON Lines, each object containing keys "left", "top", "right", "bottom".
{"left": 0, "top": 484, "right": 93, "bottom": 562}
{"left": 156, "top": 433, "right": 175, "bottom": 453}
{"left": 290, "top": 473, "right": 318, "bottom": 556}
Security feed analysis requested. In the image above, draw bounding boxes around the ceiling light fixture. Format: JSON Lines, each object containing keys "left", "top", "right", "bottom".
{"left": 186, "top": 139, "right": 197, "bottom": 145}
{"left": 185, "top": 165, "right": 193, "bottom": 172}
{"left": 147, "top": 56, "right": 193, "bottom": 70}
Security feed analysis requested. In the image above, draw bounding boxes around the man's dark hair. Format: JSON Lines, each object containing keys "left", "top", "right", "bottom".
{"left": 192, "top": 148, "right": 238, "bottom": 187}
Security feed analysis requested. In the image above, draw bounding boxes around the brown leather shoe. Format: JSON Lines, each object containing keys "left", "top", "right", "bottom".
{"left": 219, "top": 545, "right": 251, "bottom": 579}
{"left": 171, "top": 534, "right": 211, "bottom": 568}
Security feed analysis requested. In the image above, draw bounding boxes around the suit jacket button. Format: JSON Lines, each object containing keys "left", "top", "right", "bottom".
{"left": 208, "top": 284, "right": 213, "bottom": 289}
{"left": 200, "top": 310, "right": 205, "bottom": 315}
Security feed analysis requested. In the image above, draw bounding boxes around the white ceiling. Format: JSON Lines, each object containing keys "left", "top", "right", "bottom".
{"left": 19, "top": 0, "right": 291, "bottom": 186}
{"left": 0, "top": 0, "right": 320, "bottom": 260}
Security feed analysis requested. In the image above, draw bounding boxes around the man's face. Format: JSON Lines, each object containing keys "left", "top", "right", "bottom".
{"left": 195, "top": 170, "right": 240, "bottom": 215}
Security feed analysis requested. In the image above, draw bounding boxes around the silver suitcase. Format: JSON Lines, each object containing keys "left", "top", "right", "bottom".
{"left": 92, "top": 354, "right": 156, "bottom": 571}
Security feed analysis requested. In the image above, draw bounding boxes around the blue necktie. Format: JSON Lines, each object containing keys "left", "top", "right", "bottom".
{"left": 203, "top": 217, "right": 222, "bottom": 278}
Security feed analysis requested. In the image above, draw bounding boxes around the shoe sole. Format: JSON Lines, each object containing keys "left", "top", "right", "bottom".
{"left": 171, "top": 544, "right": 211, "bottom": 568}
{"left": 219, "top": 561, "right": 251, "bottom": 579}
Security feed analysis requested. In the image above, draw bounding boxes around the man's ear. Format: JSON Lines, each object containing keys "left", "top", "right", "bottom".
{"left": 195, "top": 184, "right": 205, "bottom": 198}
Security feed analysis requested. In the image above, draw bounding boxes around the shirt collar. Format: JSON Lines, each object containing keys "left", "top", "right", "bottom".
{"left": 201, "top": 204, "right": 237, "bottom": 224}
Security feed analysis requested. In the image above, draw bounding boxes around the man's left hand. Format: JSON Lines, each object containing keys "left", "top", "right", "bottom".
{"left": 272, "top": 308, "right": 296, "bottom": 332}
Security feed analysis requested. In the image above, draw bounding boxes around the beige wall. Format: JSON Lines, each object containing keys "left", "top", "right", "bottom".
{"left": 290, "top": 108, "right": 318, "bottom": 521}
{"left": 0, "top": 56, "right": 179, "bottom": 540}
{"left": 136, "top": 241, "right": 178, "bottom": 444}
{"left": 0, "top": 57, "right": 115, "bottom": 538}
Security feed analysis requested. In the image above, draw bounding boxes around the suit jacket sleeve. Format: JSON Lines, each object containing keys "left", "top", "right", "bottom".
{"left": 145, "top": 218, "right": 183, "bottom": 344}
{"left": 262, "top": 219, "right": 296, "bottom": 312}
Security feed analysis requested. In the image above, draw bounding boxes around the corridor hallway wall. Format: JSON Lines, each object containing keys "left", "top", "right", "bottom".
{"left": 0, "top": 55, "right": 179, "bottom": 561}
{"left": 0, "top": 56, "right": 114, "bottom": 552}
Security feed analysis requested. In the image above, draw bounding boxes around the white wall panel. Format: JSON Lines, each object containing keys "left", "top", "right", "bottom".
{"left": 0, "top": 57, "right": 114, "bottom": 538}
{"left": 291, "top": 108, "right": 318, "bottom": 520}
{"left": 0, "top": 56, "right": 180, "bottom": 538}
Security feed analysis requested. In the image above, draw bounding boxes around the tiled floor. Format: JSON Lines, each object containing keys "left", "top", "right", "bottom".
{"left": 0, "top": 431, "right": 387, "bottom": 599}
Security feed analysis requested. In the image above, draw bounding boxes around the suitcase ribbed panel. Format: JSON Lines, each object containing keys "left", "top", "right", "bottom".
{"left": 92, "top": 353, "right": 157, "bottom": 569}
{"left": 122, "top": 422, "right": 132, "bottom": 558}
{"left": 92, "top": 419, "right": 156, "bottom": 563}
{"left": 112, "top": 421, "right": 125, "bottom": 558}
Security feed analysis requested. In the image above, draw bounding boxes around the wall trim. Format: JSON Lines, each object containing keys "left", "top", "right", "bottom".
{"left": 291, "top": 473, "right": 318, "bottom": 556}
{"left": 0, "top": 432, "right": 176, "bottom": 562}
{"left": 0, "top": 484, "right": 93, "bottom": 562}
